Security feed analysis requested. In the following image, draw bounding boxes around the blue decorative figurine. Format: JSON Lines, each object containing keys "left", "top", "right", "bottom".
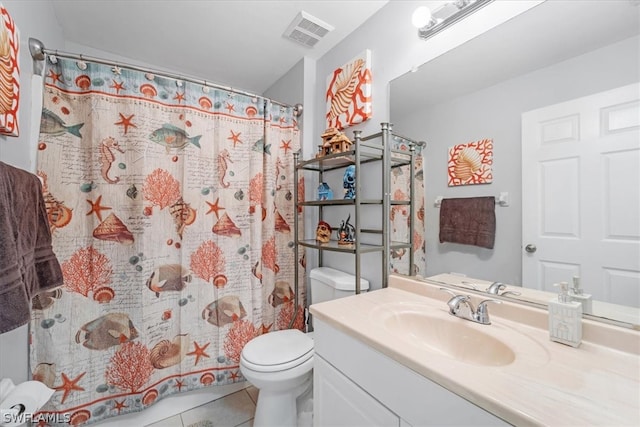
{"left": 343, "top": 165, "right": 356, "bottom": 199}
{"left": 317, "top": 182, "right": 333, "bottom": 201}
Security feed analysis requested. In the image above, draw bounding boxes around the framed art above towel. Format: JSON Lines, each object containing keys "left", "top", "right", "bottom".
{"left": 448, "top": 138, "right": 493, "bottom": 186}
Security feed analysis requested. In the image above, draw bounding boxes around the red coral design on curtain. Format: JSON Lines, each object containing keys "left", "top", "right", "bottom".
{"left": 414, "top": 230, "right": 423, "bottom": 253}
{"left": 261, "top": 236, "right": 278, "bottom": 273}
{"left": 61, "top": 246, "right": 113, "bottom": 297}
{"left": 190, "top": 240, "right": 226, "bottom": 284}
{"left": 393, "top": 189, "right": 408, "bottom": 201}
{"left": 248, "top": 173, "right": 263, "bottom": 214}
{"left": 105, "top": 342, "right": 154, "bottom": 393}
{"left": 223, "top": 320, "right": 257, "bottom": 363}
{"left": 297, "top": 177, "right": 305, "bottom": 214}
{"left": 277, "top": 303, "right": 305, "bottom": 331}
{"left": 142, "top": 168, "right": 181, "bottom": 209}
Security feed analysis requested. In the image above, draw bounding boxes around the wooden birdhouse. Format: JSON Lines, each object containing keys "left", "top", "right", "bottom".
{"left": 329, "top": 133, "right": 352, "bottom": 154}
{"left": 319, "top": 127, "right": 340, "bottom": 157}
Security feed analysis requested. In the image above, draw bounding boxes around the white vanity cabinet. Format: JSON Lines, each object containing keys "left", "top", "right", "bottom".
{"left": 313, "top": 318, "right": 509, "bottom": 427}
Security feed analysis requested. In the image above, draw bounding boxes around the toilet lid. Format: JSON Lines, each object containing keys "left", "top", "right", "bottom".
{"left": 241, "top": 329, "right": 313, "bottom": 373}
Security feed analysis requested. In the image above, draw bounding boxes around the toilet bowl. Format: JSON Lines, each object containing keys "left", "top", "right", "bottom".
{"left": 240, "top": 329, "right": 314, "bottom": 427}
{"left": 240, "top": 267, "right": 369, "bottom": 427}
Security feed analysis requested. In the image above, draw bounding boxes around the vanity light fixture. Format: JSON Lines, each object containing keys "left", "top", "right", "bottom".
{"left": 413, "top": 0, "right": 494, "bottom": 40}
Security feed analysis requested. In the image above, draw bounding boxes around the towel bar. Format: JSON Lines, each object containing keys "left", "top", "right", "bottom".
{"left": 434, "top": 192, "right": 509, "bottom": 208}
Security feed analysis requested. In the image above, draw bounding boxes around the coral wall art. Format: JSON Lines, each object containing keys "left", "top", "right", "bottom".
{"left": 448, "top": 139, "right": 493, "bottom": 186}
{"left": 326, "top": 49, "right": 371, "bottom": 129}
{"left": 0, "top": 3, "right": 19, "bottom": 136}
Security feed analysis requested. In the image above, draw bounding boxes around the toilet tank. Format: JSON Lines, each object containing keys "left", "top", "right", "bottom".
{"left": 309, "top": 267, "right": 369, "bottom": 305}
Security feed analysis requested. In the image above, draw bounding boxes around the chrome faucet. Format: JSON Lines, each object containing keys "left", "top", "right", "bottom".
{"left": 439, "top": 288, "right": 501, "bottom": 325}
{"left": 486, "top": 282, "right": 521, "bottom": 297}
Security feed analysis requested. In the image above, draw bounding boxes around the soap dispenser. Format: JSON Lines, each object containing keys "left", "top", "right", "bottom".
{"left": 569, "top": 275, "right": 592, "bottom": 314}
{"left": 548, "top": 281, "right": 582, "bottom": 347}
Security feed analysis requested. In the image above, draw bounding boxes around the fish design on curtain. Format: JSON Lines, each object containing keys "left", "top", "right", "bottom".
{"left": 31, "top": 57, "right": 304, "bottom": 425}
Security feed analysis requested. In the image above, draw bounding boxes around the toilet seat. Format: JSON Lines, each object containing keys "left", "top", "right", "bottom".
{"left": 240, "top": 329, "right": 314, "bottom": 373}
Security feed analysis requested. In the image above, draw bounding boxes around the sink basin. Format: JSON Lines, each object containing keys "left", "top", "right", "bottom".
{"left": 378, "top": 306, "right": 516, "bottom": 367}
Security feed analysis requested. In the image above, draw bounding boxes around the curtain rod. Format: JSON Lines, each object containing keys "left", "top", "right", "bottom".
{"left": 28, "top": 37, "right": 303, "bottom": 117}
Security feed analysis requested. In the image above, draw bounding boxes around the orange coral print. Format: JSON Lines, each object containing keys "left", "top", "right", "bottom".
{"left": 297, "top": 177, "right": 305, "bottom": 214}
{"left": 105, "top": 341, "right": 154, "bottom": 392}
{"left": 261, "top": 236, "right": 279, "bottom": 273}
{"left": 142, "top": 168, "right": 181, "bottom": 209}
{"left": 62, "top": 246, "right": 113, "bottom": 297}
{"left": 414, "top": 229, "right": 424, "bottom": 253}
{"left": 0, "top": 5, "right": 19, "bottom": 136}
{"left": 448, "top": 139, "right": 493, "bottom": 186}
{"left": 277, "top": 303, "right": 305, "bottom": 331}
{"left": 326, "top": 49, "right": 372, "bottom": 129}
{"left": 223, "top": 320, "right": 257, "bottom": 363}
{"left": 190, "top": 240, "right": 226, "bottom": 285}
{"left": 248, "top": 172, "right": 263, "bottom": 215}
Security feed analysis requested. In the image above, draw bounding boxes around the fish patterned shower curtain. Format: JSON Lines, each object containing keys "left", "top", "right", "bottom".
{"left": 390, "top": 138, "right": 426, "bottom": 276}
{"left": 30, "top": 57, "right": 303, "bottom": 425}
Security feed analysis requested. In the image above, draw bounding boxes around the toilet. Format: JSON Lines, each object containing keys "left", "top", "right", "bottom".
{"left": 240, "top": 267, "right": 369, "bottom": 427}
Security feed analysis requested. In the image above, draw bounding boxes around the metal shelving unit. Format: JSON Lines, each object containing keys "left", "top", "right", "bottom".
{"left": 293, "top": 123, "right": 418, "bottom": 295}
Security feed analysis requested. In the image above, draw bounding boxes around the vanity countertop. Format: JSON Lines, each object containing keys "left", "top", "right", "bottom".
{"left": 309, "top": 274, "right": 640, "bottom": 426}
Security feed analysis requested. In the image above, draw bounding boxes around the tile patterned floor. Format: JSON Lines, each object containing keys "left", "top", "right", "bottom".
{"left": 146, "top": 386, "right": 258, "bottom": 427}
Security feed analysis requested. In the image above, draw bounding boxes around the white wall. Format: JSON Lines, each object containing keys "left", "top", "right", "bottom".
{"left": 393, "top": 35, "right": 640, "bottom": 285}
{"left": 311, "top": 0, "right": 543, "bottom": 290}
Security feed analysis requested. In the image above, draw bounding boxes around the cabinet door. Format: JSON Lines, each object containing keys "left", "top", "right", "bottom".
{"left": 314, "top": 355, "right": 400, "bottom": 427}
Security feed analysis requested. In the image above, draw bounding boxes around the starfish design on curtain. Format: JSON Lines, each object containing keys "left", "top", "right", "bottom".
{"left": 47, "top": 69, "right": 63, "bottom": 84}
{"left": 112, "top": 399, "right": 128, "bottom": 414}
{"left": 110, "top": 80, "right": 125, "bottom": 94}
{"left": 174, "top": 92, "right": 186, "bottom": 103}
{"left": 225, "top": 102, "right": 235, "bottom": 113}
{"left": 115, "top": 113, "right": 136, "bottom": 134}
{"left": 174, "top": 379, "right": 185, "bottom": 391}
{"left": 55, "top": 372, "right": 86, "bottom": 404}
{"left": 86, "top": 195, "right": 112, "bottom": 221}
{"left": 205, "top": 198, "right": 224, "bottom": 219}
{"left": 228, "top": 370, "right": 240, "bottom": 382}
{"left": 280, "top": 140, "right": 292, "bottom": 154}
{"left": 228, "top": 130, "right": 242, "bottom": 147}
{"left": 187, "top": 341, "right": 210, "bottom": 366}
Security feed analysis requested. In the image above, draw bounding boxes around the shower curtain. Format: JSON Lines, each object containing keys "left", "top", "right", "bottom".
{"left": 30, "top": 57, "right": 303, "bottom": 425}
{"left": 390, "top": 138, "right": 426, "bottom": 276}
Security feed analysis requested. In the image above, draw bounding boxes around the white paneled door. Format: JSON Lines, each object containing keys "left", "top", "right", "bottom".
{"left": 522, "top": 83, "right": 640, "bottom": 307}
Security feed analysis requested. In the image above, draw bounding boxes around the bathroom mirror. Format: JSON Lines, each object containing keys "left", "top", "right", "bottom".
{"left": 390, "top": 0, "right": 640, "bottom": 328}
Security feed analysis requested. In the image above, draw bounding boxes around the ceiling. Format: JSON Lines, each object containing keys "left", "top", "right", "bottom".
{"left": 50, "top": 0, "right": 389, "bottom": 94}
{"left": 391, "top": 0, "right": 640, "bottom": 118}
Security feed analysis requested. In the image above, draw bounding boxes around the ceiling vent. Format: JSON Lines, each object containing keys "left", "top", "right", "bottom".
{"left": 283, "top": 11, "right": 334, "bottom": 48}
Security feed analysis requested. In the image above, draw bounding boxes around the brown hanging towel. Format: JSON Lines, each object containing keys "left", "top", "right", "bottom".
{"left": 439, "top": 196, "right": 496, "bottom": 249}
{"left": 0, "top": 162, "right": 63, "bottom": 333}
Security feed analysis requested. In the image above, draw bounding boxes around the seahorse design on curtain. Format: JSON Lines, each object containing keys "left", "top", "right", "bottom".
{"left": 31, "top": 57, "right": 303, "bottom": 425}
